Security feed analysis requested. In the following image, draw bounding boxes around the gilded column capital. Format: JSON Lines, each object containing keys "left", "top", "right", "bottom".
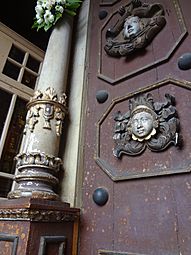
{"left": 24, "top": 87, "right": 68, "bottom": 136}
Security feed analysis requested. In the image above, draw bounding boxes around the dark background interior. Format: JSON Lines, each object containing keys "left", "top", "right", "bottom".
{"left": 0, "top": 0, "right": 51, "bottom": 51}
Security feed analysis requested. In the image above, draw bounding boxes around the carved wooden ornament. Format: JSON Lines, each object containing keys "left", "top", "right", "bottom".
{"left": 104, "top": 0, "right": 166, "bottom": 57}
{"left": 24, "top": 87, "right": 67, "bottom": 136}
{"left": 113, "top": 93, "right": 180, "bottom": 157}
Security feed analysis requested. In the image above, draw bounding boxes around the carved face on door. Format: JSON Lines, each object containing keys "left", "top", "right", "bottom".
{"left": 131, "top": 109, "right": 156, "bottom": 141}
{"left": 112, "top": 93, "right": 180, "bottom": 157}
{"left": 123, "top": 16, "right": 142, "bottom": 39}
{"left": 104, "top": 2, "right": 166, "bottom": 58}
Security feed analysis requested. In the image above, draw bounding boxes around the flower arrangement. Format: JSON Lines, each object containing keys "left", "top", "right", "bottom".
{"left": 32, "top": 0, "right": 82, "bottom": 32}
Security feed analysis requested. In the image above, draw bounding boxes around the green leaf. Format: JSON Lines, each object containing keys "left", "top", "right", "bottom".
{"left": 54, "top": 13, "right": 62, "bottom": 25}
{"left": 67, "top": 0, "right": 82, "bottom": 3}
{"left": 44, "top": 23, "right": 52, "bottom": 32}
{"left": 65, "top": 9, "right": 76, "bottom": 16}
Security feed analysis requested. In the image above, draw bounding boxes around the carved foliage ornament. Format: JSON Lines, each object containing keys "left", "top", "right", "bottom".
{"left": 15, "top": 152, "right": 62, "bottom": 171}
{"left": 113, "top": 93, "right": 180, "bottom": 157}
{"left": 24, "top": 87, "right": 67, "bottom": 136}
{"left": 104, "top": 0, "right": 166, "bottom": 57}
{"left": 0, "top": 209, "right": 79, "bottom": 222}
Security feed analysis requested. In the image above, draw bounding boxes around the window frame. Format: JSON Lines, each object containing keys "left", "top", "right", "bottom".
{"left": 0, "top": 22, "right": 45, "bottom": 194}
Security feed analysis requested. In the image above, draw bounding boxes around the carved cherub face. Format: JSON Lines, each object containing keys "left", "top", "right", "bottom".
{"left": 131, "top": 111, "right": 153, "bottom": 137}
{"left": 123, "top": 16, "right": 141, "bottom": 39}
{"left": 131, "top": 109, "right": 158, "bottom": 141}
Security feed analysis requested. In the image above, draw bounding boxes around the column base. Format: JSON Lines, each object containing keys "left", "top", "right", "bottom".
{"left": 10, "top": 153, "right": 63, "bottom": 201}
{"left": 0, "top": 198, "right": 80, "bottom": 255}
{"left": 8, "top": 189, "right": 59, "bottom": 200}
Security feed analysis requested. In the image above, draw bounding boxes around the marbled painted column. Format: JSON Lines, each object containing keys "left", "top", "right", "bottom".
{"left": 8, "top": 15, "right": 73, "bottom": 200}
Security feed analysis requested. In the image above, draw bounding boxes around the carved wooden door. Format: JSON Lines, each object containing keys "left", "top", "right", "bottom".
{"left": 79, "top": 0, "right": 191, "bottom": 254}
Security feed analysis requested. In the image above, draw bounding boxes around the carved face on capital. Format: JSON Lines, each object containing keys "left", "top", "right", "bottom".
{"left": 131, "top": 110, "right": 157, "bottom": 141}
{"left": 123, "top": 16, "right": 141, "bottom": 39}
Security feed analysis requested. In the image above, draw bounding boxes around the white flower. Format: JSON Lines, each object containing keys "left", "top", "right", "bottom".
{"left": 37, "top": 18, "right": 44, "bottom": 24}
{"left": 45, "top": 2, "right": 52, "bottom": 9}
{"left": 41, "top": 0, "right": 48, "bottom": 8}
{"left": 33, "top": 0, "right": 82, "bottom": 31}
{"left": 55, "top": 5, "right": 64, "bottom": 13}
{"left": 56, "top": 0, "right": 66, "bottom": 4}
{"left": 37, "top": 0, "right": 44, "bottom": 5}
{"left": 47, "top": 0, "right": 56, "bottom": 6}
{"left": 36, "top": 13, "right": 42, "bottom": 20}
{"left": 44, "top": 10, "right": 54, "bottom": 24}
{"left": 35, "top": 4, "right": 43, "bottom": 15}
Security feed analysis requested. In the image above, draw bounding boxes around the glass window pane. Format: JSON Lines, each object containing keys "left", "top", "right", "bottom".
{"left": 2, "top": 60, "right": 20, "bottom": 80}
{"left": 21, "top": 70, "right": 37, "bottom": 89}
{"left": 26, "top": 55, "right": 41, "bottom": 73}
{"left": 0, "top": 97, "right": 27, "bottom": 175}
{"left": 8, "top": 45, "right": 25, "bottom": 64}
{"left": 0, "top": 176, "right": 13, "bottom": 197}
{"left": 0, "top": 88, "right": 12, "bottom": 139}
